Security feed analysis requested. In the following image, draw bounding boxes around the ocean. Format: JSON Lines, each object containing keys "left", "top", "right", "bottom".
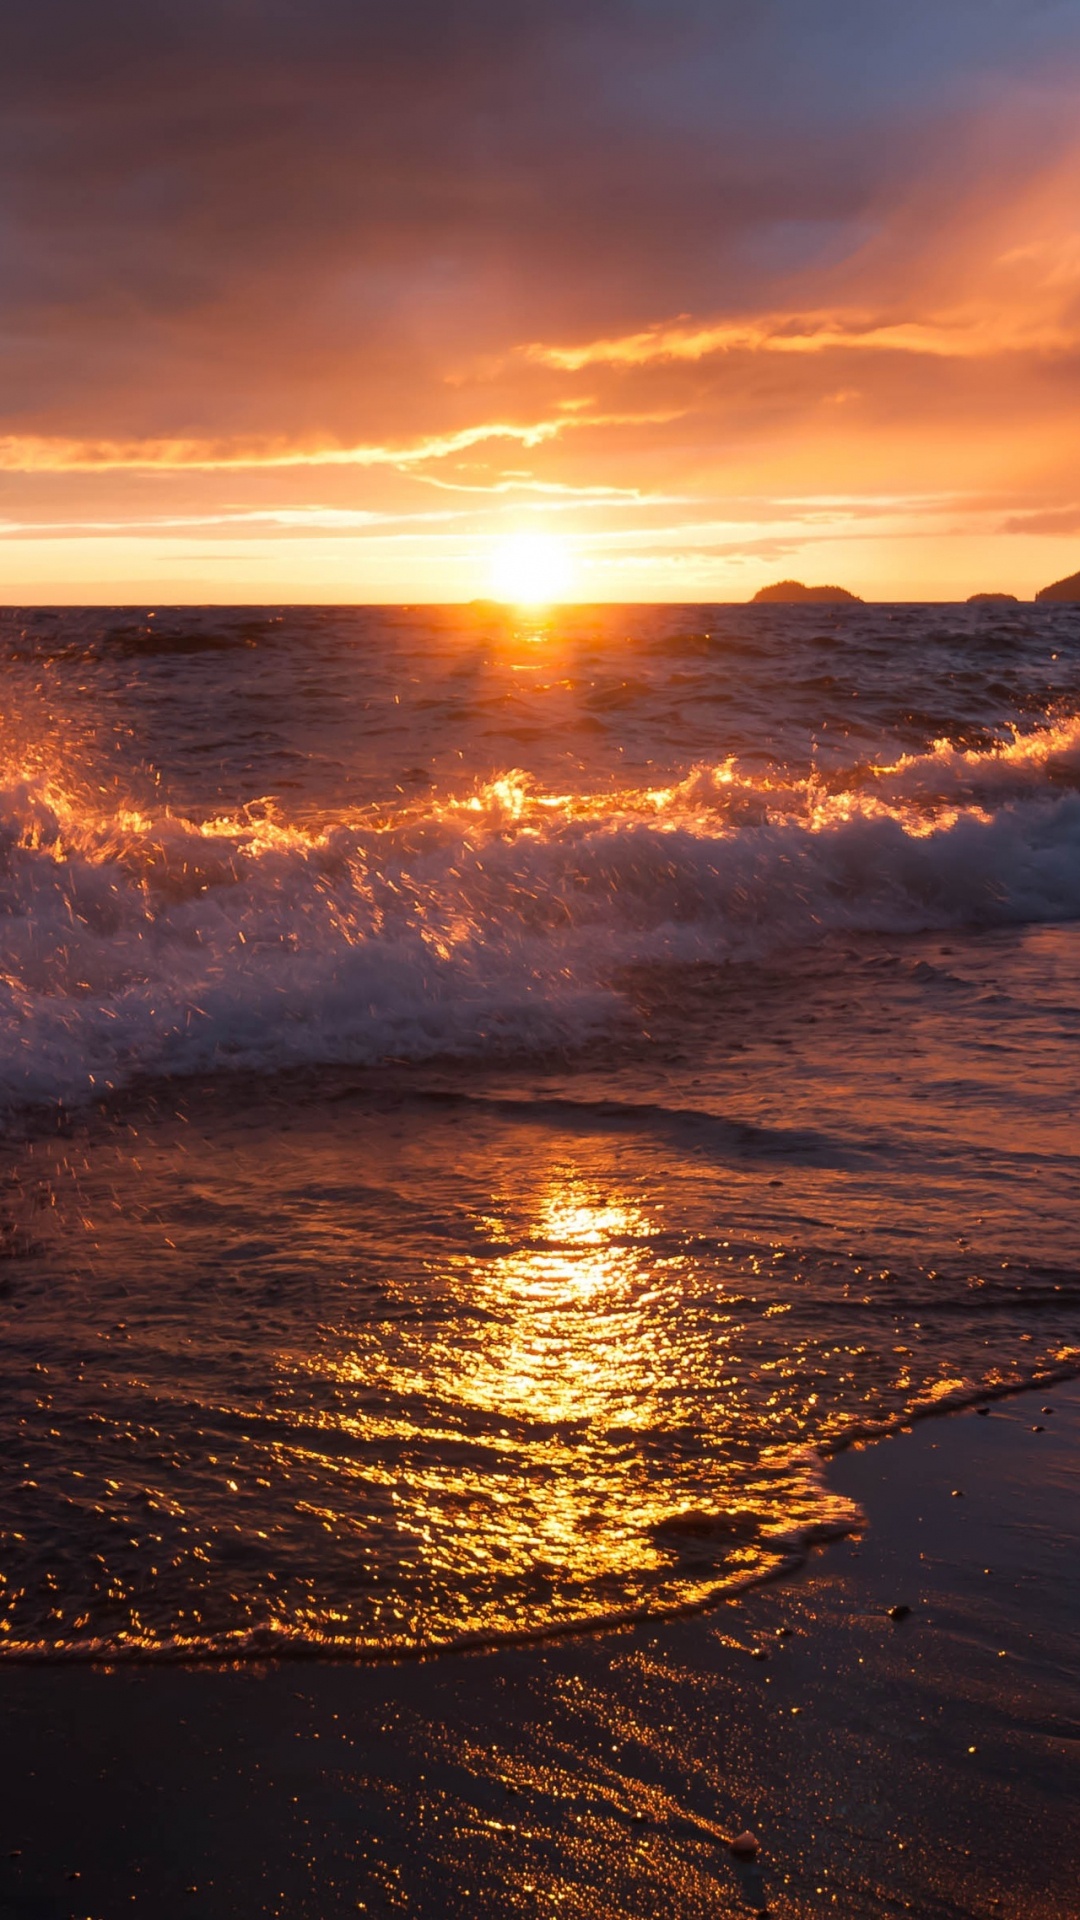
{"left": 2, "top": 600, "right": 1078, "bottom": 1663}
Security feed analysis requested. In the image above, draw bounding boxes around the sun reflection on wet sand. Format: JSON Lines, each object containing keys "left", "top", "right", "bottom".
{"left": 270, "top": 1161, "right": 847, "bottom": 1650}
{"left": 424, "top": 1185, "right": 693, "bottom": 1594}
{"left": 1, "top": 935, "right": 1078, "bottom": 1660}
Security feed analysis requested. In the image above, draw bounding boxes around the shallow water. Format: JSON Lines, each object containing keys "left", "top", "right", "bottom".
{"left": 1, "top": 601, "right": 1078, "bottom": 1657}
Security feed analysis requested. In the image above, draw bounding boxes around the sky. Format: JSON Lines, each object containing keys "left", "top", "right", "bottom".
{"left": 5, "top": 0, "right": 1080, "bottom": 602}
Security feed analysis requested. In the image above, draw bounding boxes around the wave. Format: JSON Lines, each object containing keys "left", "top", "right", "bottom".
{"left": 4, "top": 716, "right": 1080, "bottom": 1106}
{"left": 4, "top": 1363, "right": 1077, "bottom": 1665}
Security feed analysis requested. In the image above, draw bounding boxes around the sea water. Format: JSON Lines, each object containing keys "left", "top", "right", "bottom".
{"left": 1, "top": 600, "right": 1078, "bottom": 1658}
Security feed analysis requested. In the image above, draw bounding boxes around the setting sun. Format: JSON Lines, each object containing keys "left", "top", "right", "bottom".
{"left": 489, "top": 533, "right": 575, "bottom": 604}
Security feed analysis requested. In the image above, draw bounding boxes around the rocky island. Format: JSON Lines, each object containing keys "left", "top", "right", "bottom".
{"left": 1035, "top": 570, "right": 1080, "bottom": 602}
{"left": 751, "top": 579, "right": 862, "bottom": 603}
{"left": 967, "top": 592, "right": 1019, "bottom": 604}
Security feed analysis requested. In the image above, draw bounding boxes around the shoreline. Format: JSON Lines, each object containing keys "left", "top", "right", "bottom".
{"left": 3, "top": 1363, "right": 1077, "bottom": 1673}
{"left": 1, "top": 1379, "right": 1077, "bottom": 1917}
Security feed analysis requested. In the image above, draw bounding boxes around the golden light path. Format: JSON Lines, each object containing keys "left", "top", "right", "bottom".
{"left": 273, "top": 1163, "right": 837, "bottom": 1653}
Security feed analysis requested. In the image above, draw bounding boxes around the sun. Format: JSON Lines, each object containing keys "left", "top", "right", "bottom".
{"left": 489, "top": 533, "right": 575, "bottom": 605}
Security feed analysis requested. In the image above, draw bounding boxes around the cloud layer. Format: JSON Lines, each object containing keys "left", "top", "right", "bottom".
{"left": 4, "top": 1, "right": 1080, "bottom": 597}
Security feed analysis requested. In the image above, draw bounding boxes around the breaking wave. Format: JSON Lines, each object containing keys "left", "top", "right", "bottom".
{"left": 5, "top": 716, "right": 1080, "bottom": 1106}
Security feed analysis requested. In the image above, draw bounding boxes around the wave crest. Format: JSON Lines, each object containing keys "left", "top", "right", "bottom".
{"left": 4, "top": 718, "right": 1080, "bottom": 1105}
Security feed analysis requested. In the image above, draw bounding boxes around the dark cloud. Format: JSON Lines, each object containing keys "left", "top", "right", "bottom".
{"left": 1, "top": 1, "right": 1080, "bottom": 444}
{"left": 1001, "top": 506, "right": 1080, "bottom": 536}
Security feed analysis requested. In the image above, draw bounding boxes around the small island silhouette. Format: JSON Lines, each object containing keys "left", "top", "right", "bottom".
{"left": 967, "top": 592, "right": 1018, "bottom": 604}
{"left": 1035, "top": 570, "right": 1080, "bottom": 602}
{"left": 751, "top": 580, "right": 862, "bottom": 604}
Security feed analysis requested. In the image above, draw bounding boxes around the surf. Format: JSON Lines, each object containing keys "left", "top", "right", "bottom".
{"left": 3, "top": 716, "right": 1080, "bottom": 1107}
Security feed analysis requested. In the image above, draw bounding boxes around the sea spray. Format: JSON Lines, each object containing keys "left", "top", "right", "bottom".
{"left": 3, "top": 720, "right": 1080, "bottom": 1105}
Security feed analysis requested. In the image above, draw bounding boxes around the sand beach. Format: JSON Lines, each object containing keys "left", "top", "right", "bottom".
{"left": 2, "top": 1379, "right": 1076, "bottom": 1920}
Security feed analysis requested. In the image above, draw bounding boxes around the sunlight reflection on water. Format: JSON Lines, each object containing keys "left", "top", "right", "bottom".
{"left": 1, "top": 604, "right": 1079, "bottom": 1661}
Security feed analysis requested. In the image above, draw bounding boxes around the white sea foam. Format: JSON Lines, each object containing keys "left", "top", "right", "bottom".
{"left": 5, "top": 719, "right": 1080, "bottom": 1106}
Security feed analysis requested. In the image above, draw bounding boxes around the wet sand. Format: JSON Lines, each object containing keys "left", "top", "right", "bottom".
{"left": 1, "top": 1380, "right": 1076, "bottom": 1920}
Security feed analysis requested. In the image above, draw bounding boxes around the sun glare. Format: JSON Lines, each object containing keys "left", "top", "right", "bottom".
{"left": 489, "top": 533, "right": 575, "bottom": 605}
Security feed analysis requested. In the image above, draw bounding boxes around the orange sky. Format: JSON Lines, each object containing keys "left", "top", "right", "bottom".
{"left": 5, "top": 2, "right": 1080, "bottom": 602}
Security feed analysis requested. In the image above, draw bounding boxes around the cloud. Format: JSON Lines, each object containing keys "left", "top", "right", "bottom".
{"left": 0, "top": 422, "right": 570, "bottom": 474}
{"left": 523, "top": 305, "right": 1078, "bottom": 372}
{"left": 5, "top": 3, "right": 1080, "bottom": 595}
{"left": 1000, "top": 505, "right": 1080, "bottom": 536}
{"left": 0, "top": 406, "right": 687, "bottom": 476}
{"left": 2, "top": 2, "right": 1077, "bottom": 436}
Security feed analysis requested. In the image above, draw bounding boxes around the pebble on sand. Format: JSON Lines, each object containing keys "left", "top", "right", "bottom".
{"left": 730, "top": 1831, "right": 760, "bottom": 1860}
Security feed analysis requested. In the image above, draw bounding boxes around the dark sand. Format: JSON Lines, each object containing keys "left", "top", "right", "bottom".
{"left": 1, "top": 1382, "right": 1077, "bottom": 1920}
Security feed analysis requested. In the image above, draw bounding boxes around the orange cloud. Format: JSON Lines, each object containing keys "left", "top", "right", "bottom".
{"left": 0, "top": 420, "right": 569, "bottom": 475}
{"left": 523, "top": 303, "right": 1078, "bottom": 372}
{"left": 5, "top": 7, "right": 1080, "bottom": 601}
{"left": 0, "top": 409, "right": 684, "bottom": 476}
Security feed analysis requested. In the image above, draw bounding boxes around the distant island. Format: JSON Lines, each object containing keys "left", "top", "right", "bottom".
{"left": 967, "top": 592, "right": 1019, "bottom": 604}
{"left": 751, "top": 580, "right": 862, "bottom": 604}
{"left": 1035, "top": 570, "right": 1080, "bottom": 602}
